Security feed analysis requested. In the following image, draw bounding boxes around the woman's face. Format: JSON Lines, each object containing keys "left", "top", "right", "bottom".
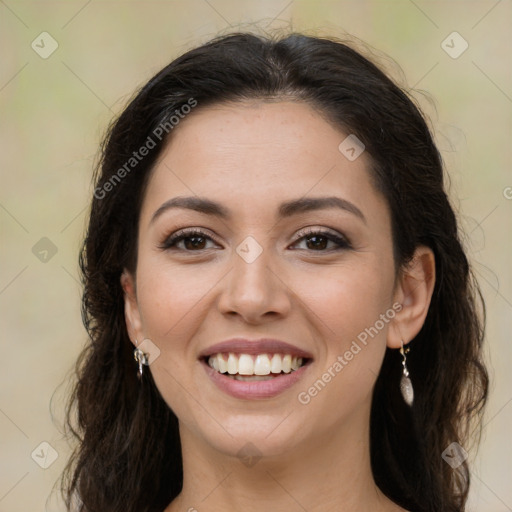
{"left": 124, "top": 100, "right": 401, "bottom": 458}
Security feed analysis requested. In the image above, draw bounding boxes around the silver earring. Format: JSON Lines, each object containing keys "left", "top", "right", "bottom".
{"left": 399, "top": 340, "right": 414, "bottom": 406}
{"left": 133, "top": 347, "right": 148, "bottom": 379}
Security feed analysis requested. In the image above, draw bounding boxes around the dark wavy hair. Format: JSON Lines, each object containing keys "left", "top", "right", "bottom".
{"left": 61, "top": 31, "right": 489, "bottom": 512}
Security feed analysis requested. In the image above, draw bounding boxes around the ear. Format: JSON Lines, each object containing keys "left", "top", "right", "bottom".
{"left": 120, "top": 270, "right": 144, "bottom": 348}
{"left": 387, "top": 245, "right": 436, "bottom": 349}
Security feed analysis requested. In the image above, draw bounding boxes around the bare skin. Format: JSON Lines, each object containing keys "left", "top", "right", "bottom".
{"left": 121, "top": 100, "right": 435, "bottom": 511}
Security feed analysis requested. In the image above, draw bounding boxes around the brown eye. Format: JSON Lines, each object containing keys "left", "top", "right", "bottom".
{"left": 182, "top": 235, "right": 207, "bottom": 250}
{"left": 160, "top": 229, "right": 218, "bottom": 251}
{"left": 292, "top": 229, "right": 351, "bottom": 251}
{"left": 305, "top": 234, "right": 329, "bottom": 250}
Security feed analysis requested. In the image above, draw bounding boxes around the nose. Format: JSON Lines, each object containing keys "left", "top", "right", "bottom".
{"left": 216, "top": 241, "right": 292, "bottom": 324}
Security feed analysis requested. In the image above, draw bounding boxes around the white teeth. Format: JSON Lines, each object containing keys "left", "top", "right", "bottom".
{"left": 238, "top": 354, "right": 254, "bottom": 375}
{"left": 217, "top": 353, "right": 228, "bottom": 373}
{"left": 207, "top": 352, "right": 306, "bottom": 376}
{"left": 270, "top": 353, "right": 281, "bottom": 374}
{"left": 282, "top": 354, "right": 292, "bottom": 373}
{"left": 254, "top": 354, "right": 271, "bottom": 375}
{"left": 227, "top": 353, "right": 238, "bottom": 375}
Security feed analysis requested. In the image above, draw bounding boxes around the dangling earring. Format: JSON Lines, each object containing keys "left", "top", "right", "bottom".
{"left": 399, "top": 340, "right": 414, "bottom": 406}
{"left": 133, "top": 346, "right": 148, "bottom": 379}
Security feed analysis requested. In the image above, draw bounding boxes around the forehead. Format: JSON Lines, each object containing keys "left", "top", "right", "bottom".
{"left": 140, "top": 100, "right": 389, "bottom": 228}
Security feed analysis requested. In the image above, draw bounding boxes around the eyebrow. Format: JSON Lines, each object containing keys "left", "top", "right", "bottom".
{"left": 150, "top": 195, "right": 366, "bottom": 225}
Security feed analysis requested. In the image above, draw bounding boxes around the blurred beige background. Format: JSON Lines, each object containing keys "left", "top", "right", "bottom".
{"left": 0, "top": 1, "right": 510, "bottom": 511}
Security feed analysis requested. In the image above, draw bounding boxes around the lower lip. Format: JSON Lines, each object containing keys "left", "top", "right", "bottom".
{"left": 201, "top": 359, "right": 310, "bottom": 399}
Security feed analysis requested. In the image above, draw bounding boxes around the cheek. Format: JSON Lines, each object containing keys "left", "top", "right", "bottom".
{"left": 301, "top": 260, "right": 394, "bottom": 344}
{"left": 135, "top": 257, "right": 216, "bottom": 340}
{"left": 295, "top": 262, "right": 394, "bottom": 409}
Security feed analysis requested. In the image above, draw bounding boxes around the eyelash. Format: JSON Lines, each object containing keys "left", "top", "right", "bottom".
{"left": 159, "top": 227, "right": 352, "bottom": 253}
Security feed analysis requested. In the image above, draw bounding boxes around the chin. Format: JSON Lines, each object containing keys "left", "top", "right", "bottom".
{"left": 183, "top": 410, "right": 309, "bottom": 461}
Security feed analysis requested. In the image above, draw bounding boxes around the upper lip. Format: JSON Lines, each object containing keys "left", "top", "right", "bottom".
{"left": 198, "top": 338, "right": 314, "bottom": 359}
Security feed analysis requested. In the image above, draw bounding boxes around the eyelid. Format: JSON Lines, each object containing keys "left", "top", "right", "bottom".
{"left": 293, "top": 226, "right": 349, "bottom": 241}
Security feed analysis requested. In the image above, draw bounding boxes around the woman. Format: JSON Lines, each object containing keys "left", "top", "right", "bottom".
{"left": 62, "top": 32, "right": 489, "bottom": 512}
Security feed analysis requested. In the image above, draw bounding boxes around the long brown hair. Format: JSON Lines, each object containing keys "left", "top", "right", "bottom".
{"left": 61, "top": 32, "right": 489, "bottom": 512}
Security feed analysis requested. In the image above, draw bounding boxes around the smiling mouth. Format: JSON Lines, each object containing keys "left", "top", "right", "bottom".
{"left": 205, "top": 353, "right": 310, "bottom": 381}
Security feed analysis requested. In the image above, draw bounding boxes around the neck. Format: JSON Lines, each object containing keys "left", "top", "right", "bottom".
{"left": 165, "top": 401, "right": 403, "bottom": 512}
